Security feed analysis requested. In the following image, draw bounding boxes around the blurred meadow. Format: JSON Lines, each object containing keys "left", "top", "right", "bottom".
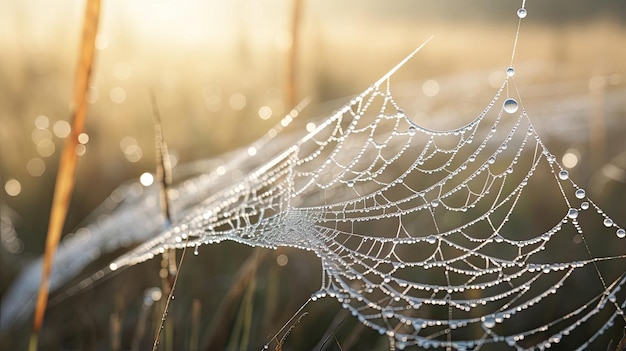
{"left": 1, "top": 0, "right": 626, "bottom": 350}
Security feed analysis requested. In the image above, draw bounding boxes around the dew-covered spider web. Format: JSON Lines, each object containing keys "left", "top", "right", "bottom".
{"left": 107, "top": 5, "right": 626, "bottom": 351}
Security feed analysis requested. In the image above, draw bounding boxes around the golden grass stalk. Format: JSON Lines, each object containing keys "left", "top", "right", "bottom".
{"left": 149, "top": 93, "right": 179, "bottom": 351}
{"left": 30, "top": 0, "right": 101, "bottom": 349}
{"left": 150, "top": 91, "right": 173, "bottom": 225}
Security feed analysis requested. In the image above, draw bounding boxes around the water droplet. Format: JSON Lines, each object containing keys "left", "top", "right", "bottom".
{"left": 575, "top": 189, "right": 586, "bottom": 199}
{"left": 503, "top": 98, "right": 519, "bottom": 113}
{"left": 347, "top": 180, "right": 355, "bottom": 188}
{"left": 408, "top": 126, "right": 416, "bottom": 136}
{"left": 431, "top": 200, "right": 440, "bottom": 208}
{"left": 506, "top": 67, "right": 515, "bottom": 77}
{"left": 517, "top": 8, "right": 527, "bottom": 18}
{"left": 604, "top": 218, "right": 614, "bottom": 227}
{"left": 482, "top": 315, "right": 496, "bottom": 328}
{"left": 488, "top": 156, "right": 496, "bottom": 164}
{"left": 194, "top": 245, "right": 199, "bottom": 255}
{"left": 617, "top": 228, "right": 625, "bottom": 239}
{"left": 558, "top": 170, "right": 569, "bottom": 180}
{"left": 383, "top": 308, "right": 395, "bottom": 319}
{"left": 581, "top": 202, "right": 589, "bottom": 210}
{"left": 426, "top": 235, "right": 437, "bottom": 244}
{"left": 568, "top": 208, "right": 579, "bottom": 219}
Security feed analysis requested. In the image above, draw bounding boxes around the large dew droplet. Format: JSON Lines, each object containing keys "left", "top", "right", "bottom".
{"left": 506, "top": 67, "right": 515, "bottom": 77}
{"left": 558, "top": 170, "right": 569, "bottom": 180}
{"left": 568, "top": 208, "right": 579, "bottom": 219}
{"left": 575, "top": 189, "right": 586, "bottom": 199}
{"left": 617, "top": 228, "right": 626, "bottom": 239}
{"left": 503, "top": 98, "right": 519, "bottom": 113}
{"left": 603, "top": 218, "right": 614, "bottom": 227}
{"left": 517, "top": 8, "right": 527, "bottom": 18}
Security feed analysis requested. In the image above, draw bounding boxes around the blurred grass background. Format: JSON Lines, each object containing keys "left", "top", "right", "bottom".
{"left": 1, "top": 0, "right": 625, "bottom": 350}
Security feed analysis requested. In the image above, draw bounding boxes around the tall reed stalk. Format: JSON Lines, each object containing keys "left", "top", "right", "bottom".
{"left": 30, "top": 1, "right": 100, "bottom": 349}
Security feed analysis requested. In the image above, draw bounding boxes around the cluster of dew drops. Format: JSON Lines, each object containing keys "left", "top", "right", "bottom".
{"left": 501, "top": 6, "right": 527, "bottom": 115}
{"left": 501, "top": 6, "right": 625, "bottom": 240}
{"left": 503, "top": 66, "right": 518, "bottom": 113}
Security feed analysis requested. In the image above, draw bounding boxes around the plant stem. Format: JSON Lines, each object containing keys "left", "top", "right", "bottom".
{"left": 30, "top": 0, "right": 100, "bottom": 349}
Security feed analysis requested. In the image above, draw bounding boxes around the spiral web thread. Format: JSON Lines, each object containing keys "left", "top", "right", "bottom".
{"left": 110, "top": 7, "right": 626, "bottom": 351}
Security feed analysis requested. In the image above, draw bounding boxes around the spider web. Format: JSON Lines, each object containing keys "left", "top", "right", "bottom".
{"left": 109, "top": 12, "right": 626, "bottom": 351}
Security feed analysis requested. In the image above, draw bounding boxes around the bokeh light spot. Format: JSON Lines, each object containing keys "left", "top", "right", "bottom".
{"left": 31, "top": 128, "right": 52, "bottom": 145}
{"left": 306, "top": 122, "right": 316, "bottom": 133}
{"left": 140, "top": 172, "right": 154, "bottom": 186}
{"left": 26, "top": 158, "right": 46, "bottom": 177}
{"left": 229, "top": 93, "right": 247, "bottom": 111}
{"left": 5, "top": 179, "right": 21, "bottom": 197}
{"left": 75, "top": 144, "right": 87, "bottom": 156}
{"left": 204, "top": 95, "right": 222, "bottom": 112}
{"left": 78, "top": 133, "right": 90, "bottom": 144}
{"left": 53, "top": 120, "right": 71, "bottom": 138}
{"left": 37, "top": 139, "right": 55, "bottom": 157}
{"left": 110, "top": 87, "right": 127, "bottom": 104}
{"left": 422, "top": 80, "right": 440, "bottom": 97}
{"left": 276, "top": 254, "right": 288, "bottom": 266}
{"left": 258, "top": 106, "right": 272, "bottom": 120}
{"left": 562, "top": 149, "right": 580, "bottom": 169}
{"left": 34, "top": 115, "right": 49, "bottom": 129}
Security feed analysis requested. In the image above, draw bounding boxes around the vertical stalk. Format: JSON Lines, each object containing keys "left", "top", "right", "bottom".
{"left": 30, "top": 0, "right": 100, "bottom": 349}
{"left": 150, "top": 92, "right": 182, "bottom": 351}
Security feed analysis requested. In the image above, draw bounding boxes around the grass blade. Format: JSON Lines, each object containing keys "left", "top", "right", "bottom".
{"left": 30, "top": 0, "right": 101, "bottom": 348}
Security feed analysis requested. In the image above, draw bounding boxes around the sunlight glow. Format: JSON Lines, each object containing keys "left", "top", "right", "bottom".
{"left": 140, "top": 172, "right": 154, "bottom": 187}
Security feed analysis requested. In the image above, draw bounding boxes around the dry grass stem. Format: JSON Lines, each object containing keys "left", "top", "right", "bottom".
{"left": 30, "top": 0, "right": 101, "bottom": 349}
